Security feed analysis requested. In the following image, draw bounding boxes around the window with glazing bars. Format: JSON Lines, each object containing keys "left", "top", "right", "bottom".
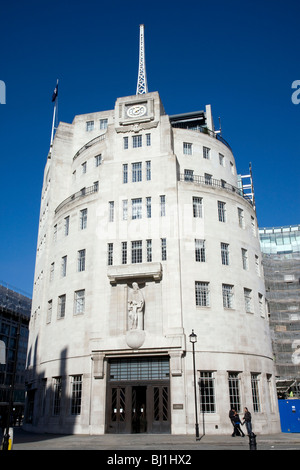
{"left": 123, "top": 163, "right": 128, "bottom": 183}
{"left": 251, "top": 373, "right": 261, "bottom": 412}
{"left": 132, "top": 135, "right": 142, "bottom": 148}
{"left": 78, "top": 249, "right": 86, "bottom": 272}
{"left": 221, "top": 242, "right": 229, "bottom": 265}
{"left": 195, "top": 239, "right": 206, "bottom": 262}
{"left": 183, "top": 142, "right": 192, "bottom": 155}
{"left": 161, "top": 238, "right": 167, "bottom": 261}
{"left": 132, "top": 198, "right": 142, "bottom": 219}
{"left": 146, "top": 197, "right": 151, "bottom": 218}
{"left": 122, "top": 241, "right": 127, "bottom": 265}
{"left": 53, "top": 377, "right": 62, "bottom": 415}
{"left": 109, "top": 357, "right": 169, "bottom": 381}
{"left": 80, "top": 209, "right": 87, "bottom": 230}
{"left": 147, "top": 239, "right": 152, "bottom": 262}
{"left": 228, "top": 372, "right": 241, "bottom": 412}
{"left": 132, "top": 240, "right": 142, "bottom": 263}
{"left": 244, "top": 288, "right": 253, "bottom": 313}
{"left": 193, "top": 197, "right": 202, "bottom": 218}
{"left": 199, "top": 372, "right": 215, "bottom": 413}
{"left": 108, "top": 243, "right": 113, "bottom": 266}
{"left": 132, "top": 162, "right": 142, "bottom": 182}
{"left": 71, "top": 375, "right": 82, "bottom": 415}
{"left": 195, "top": 282, "right": 210, "bottom": 307}
{"left": 74, "top": 290, "right": 85, "bottom": 315}
{"left": 222, "top": 284, "right": 234, "bottom": 308}
{"left": 109, "top": 201, "right": 114, "bottom": 222}
{"left": 160, "top": 195, "right": 166, "bottom": 216}
{"left": 146, "top": 160, "right": 151, "bottom": 179}
{"left": 58, "top": 294, "right": 66, "bottom": 318}
{"left": 218, "top": 201, "right": 226, "bottom": 222}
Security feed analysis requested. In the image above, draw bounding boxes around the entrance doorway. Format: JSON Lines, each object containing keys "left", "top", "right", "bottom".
{"left": 105, "top": 356, "right": 171, "bottom": 434}
{"left": 132, "top": 386, "right": 147, "bottom": 433}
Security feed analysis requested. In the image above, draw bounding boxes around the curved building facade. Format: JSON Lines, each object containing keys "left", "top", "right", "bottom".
{"left": 25, "top": 92, "right": 280, "bottom": 434}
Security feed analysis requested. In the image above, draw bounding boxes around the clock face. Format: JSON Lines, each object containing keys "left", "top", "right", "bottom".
{"left": 126, "top": 104, "right": 147, "bottom": 118}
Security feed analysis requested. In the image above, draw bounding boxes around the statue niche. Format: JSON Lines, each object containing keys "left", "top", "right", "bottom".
{"left": 127, "top": 282, "right": 145, "bottom": 330}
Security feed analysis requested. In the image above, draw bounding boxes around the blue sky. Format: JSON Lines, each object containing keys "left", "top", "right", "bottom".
{"left": 0, "top": 0, "right": 299, "bottom": 296}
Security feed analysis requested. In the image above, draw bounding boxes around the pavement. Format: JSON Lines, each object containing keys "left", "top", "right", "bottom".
{"left": 5, "top": 427, "right": 300, "bottom": 452}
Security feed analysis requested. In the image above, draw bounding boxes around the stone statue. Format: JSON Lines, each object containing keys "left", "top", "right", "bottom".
{"left": 128, "top": 282, "right": 144, "bottom": 330}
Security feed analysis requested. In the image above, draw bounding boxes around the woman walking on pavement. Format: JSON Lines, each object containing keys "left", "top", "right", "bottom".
{"left": 242, "top": 407, "right": 252, "bottom": 435}
{"left": 232, "top": 410, "right": 245, "bottom": 437}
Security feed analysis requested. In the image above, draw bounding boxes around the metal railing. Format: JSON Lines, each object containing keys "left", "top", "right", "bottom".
{"left": 55, "top": 183, "right": 99, "bottom": 214}
{"left": 179, "top": 173, "right": 253, "bottom": 205}
{"left": 73, "top": 133, "right": 106, "bottom": 161}
{"left": 171, "top": 124, "right": 232, "bottom": 152}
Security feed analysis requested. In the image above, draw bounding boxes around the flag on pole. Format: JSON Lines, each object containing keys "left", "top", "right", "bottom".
{"left": 52, "top": 81, "right": 58, "bottom": 102}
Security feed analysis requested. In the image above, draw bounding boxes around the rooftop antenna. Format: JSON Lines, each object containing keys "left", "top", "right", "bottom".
{"left": 136, "top": 24, "right": 148, "bottom": 94}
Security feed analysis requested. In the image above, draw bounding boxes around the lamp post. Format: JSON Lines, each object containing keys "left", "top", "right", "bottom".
{"left": 189, "top": 330, "right": 199, "bottom": 439}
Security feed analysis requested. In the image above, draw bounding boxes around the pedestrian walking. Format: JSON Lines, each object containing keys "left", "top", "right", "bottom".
{"left": 242, "top": 407, "right": 252, "bottom": 435}
{"left": 232, "top": 410, "right": 245, "bottom": 437}
{"left": 229, "top": 407, "right": 235, "bottom": 434}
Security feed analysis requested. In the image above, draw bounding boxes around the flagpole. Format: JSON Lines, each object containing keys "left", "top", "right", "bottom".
{"left": 49, "top": 79, "right": 59, "bottom": 157}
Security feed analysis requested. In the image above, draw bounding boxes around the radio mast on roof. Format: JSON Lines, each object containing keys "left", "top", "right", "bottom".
{"left": 136, "top": 24, "right": 148, "bottom": 95}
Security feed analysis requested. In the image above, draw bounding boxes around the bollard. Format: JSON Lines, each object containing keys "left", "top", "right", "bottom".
{"left": 248, "top": 432, "right": 257, "bottom": 450}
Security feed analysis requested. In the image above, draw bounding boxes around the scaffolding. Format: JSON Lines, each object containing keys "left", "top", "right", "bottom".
{"left": 260, "top": 226, "right": 300, "bottom": 398}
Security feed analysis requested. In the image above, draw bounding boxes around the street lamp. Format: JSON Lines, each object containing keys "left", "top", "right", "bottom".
{"left": 189, "top": 330, "right": 199, "bottom": 439}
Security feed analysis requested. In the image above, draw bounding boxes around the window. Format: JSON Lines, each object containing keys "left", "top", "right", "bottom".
{"left": 218, "top": 201, "right": 226, "bottom": 222}
{"left": 251, "top": 216, "right": 256, "bottom": 236}
{"left": 241, "top": 248, "right": 248, "bottom": 270}
{"left": 64, "top": 216, "right": 69, "bottom": 236}
{"left": 58, "top": 294, "right": 66, "bottom": 319}
{"left": 195, "top": 282, "right": 210, "bottom": 307}
{"left": 146, "top": 160, "right": 151, "bottom": 180}
{"left": 74, "top": 290, "right": 85, "bottom": 315}
{"left": 184, "top": 169, "right": 194, "bottom": 181}
{"left": 122, "top": 242, "right": 127, "bottom": 265}
{"left": 109, "top": 201, "right": 114, "bottom": 222}
{"left": 108, "top": 243, "right": 113, "bottom": 266}
{"left": 161, "top": 238, "right": 167, "bottom": 261}
{"left": 160, "top": 195, "right": 166, "bottom": 217}
{"left": 61, "top": 256, "right": 67, "bottom": 277}
{"left": 53, "top": 224, "right": 57, "bottom": 241}
{"left": 53, "top": 377, "right": 62, "bottom": 415}
{"left": 47, "top": 300, "right": 52, "bottom": 323}
{"left": 228, "top": 372, "right": 241, "bottom": 412}
{"left": 255, "top": 255, "right": 260, "bottom": 276}
{"left": 99, "top": 118, "right": 108, "bottom": 129}
{"left": 122, "top": 199, "right": 128, "bottom": 220}
{"left": 203, "top": 146, "right": 210, "bottom": 159}
{"left": 195, "top": 239, "right": 206, "bottom": 262}
{"left": 86, "top": 120, "right": 94, "bottom": 131}
{"left": 123, "top": 137, "right": 128, "bottom": 150}
{"left": 50, "top": 262, "right": 55, "bottom": 282}
{"left": 132, "top": 198, "right": 142, "bottom": 219}
{"left": 193, "top": 197, "right": 203, "bottom": 218}
{"left": 251, "top": 374, "right": 261, "bottom": 412}
{"left": 147, "top": 239, "right": 152, "bottom": 262}
{"left": 123, "top": 163, "right": 128, "bottom": 183}
{"left": 221, "top": 242, "right": 229, "bottom": 265}
{"left": 204, "top": 173, "right": 212, "bottom": 185}
{"left": 82, "top": 161, "right": 87, "bottom": 174}
{"left": 238, "top": 208, "right": 244, "bottom": 228}
{"left": 78, "top": 249, "right": 86, "bottom": 272}
{"left": 80, "top": 209, "right": 87, "bottom": 230}
{"left": 146, "top": 133, "right": 151, "bottom": 146}
{"left": 95, "top": 154, "right": 102, "bottom": 167}
{"left": 146, "top": 197, "right": 151, "bottom": 218}
{"left": 183, "top": 142, "right": 192, "bottom": 155}
{"left": 199, "top": 372, "right": 215, "bottom": 413}
{"left": 222, "top": 284, "right": 234, "bottom": 308}
{"left": 132, "top": 162, "right": 142, "bottom": 182}
{"left": 132, "top": 135, "right": 142, "bottom": 148}
{"left": 71, "top": 375, "right": 82, "bottom": 415}
{"left": 258, "top": 293, "right": 264, "bottom": 317}
{"left": 244, "top": 288, "right": 253, "bottom": 313}
{"left": 132, "top": 240, "right": 142, "bottom": 264}
{"left": 219, "top": 153, "right": 225, "bottom": 166}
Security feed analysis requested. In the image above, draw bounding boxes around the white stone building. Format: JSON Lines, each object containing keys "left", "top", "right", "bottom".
{"left": 24, "top": 90, "right": 280, "bottom": 435}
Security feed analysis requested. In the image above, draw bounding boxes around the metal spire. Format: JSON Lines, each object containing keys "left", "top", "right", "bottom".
{"left": 136, "top": 24, "right": 148, "bottom": 94}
